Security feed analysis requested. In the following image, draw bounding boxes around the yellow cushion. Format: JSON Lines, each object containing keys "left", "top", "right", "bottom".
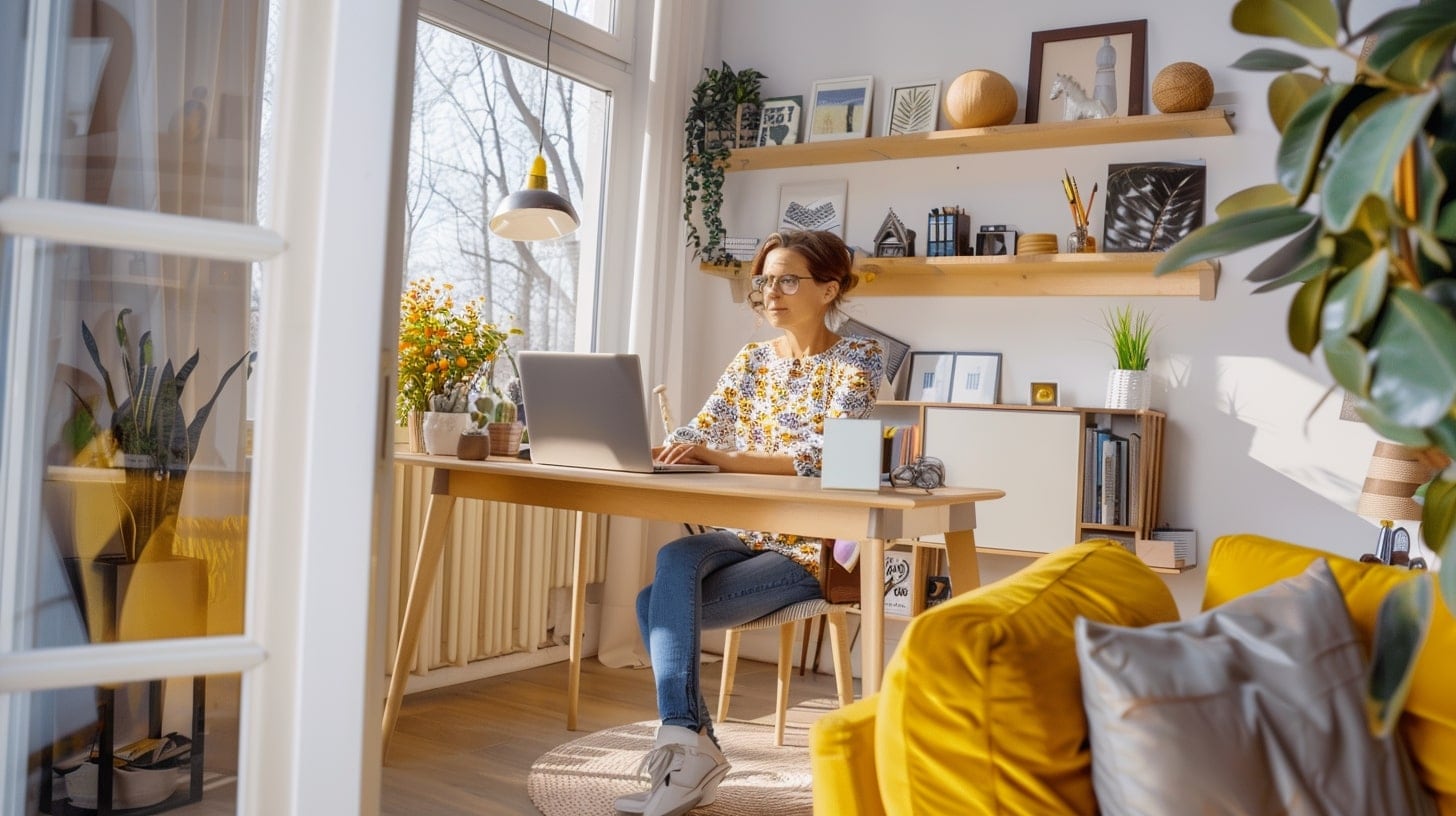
{"left": 810, "top": 698, "right": 886, "bottom": 816}
{"left": 1204, "top": 534, "right": 1456, "bottom": 815}
{"left": 875, "top": 540, "right": 1179, "bottom": 815}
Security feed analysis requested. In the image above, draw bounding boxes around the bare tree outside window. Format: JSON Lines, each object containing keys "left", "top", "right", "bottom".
{"left": 406, "top": 18, "right": 607, "bottom": 392}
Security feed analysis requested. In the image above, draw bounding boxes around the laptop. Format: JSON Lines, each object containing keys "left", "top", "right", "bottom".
{"left": 517, "top": 351, "right": 719, "bottom": 474}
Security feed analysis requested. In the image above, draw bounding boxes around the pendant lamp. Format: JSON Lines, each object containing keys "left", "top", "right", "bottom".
{"left": 489, "top": 0, "right": 580, "bottom": 241}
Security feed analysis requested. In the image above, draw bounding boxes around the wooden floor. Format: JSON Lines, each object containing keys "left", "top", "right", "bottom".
{"left": 135, "top": 654, "right": 848, "bottom": 815}
{"left": 381, "top": 656, "right": 850, "bottom": 815}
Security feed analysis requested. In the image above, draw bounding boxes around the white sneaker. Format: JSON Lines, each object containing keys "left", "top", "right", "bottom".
{"left": 612, "top": 726, "right": 730, "bottom": 816}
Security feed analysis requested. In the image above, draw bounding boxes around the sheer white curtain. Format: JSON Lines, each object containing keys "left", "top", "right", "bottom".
{"left": 596, "top": 0, "right": 713, "bottom": 669}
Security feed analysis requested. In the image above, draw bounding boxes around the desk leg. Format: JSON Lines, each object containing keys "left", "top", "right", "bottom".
{"left": 861, "top": 537, "right": 886, "bottom": 696}
{"left": 566, "top": 511, "right": 589, "bottom": 731}
{"left": 381, "top": 488, "right": 456, "bottom": 759}
{"left": 943, "top": 529, "right": 982, "bottom": 597}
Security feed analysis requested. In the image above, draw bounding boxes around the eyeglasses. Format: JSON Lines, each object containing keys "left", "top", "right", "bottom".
{"left": 750, "top": 274, "right": 806, "bottom": 295}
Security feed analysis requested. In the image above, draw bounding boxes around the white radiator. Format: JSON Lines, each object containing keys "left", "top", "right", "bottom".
{"left": 387, "top": 463, "right": 609, "bottom": 689}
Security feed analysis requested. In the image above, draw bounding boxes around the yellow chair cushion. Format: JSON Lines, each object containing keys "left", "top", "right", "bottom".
{"left": 874, "top": 540, "right": 1179, "bottom": 815}
{"left": 1204, "top": 534, "right": 1456, "bottom": 814}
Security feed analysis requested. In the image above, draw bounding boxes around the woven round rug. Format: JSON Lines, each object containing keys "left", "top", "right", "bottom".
{"left": 527, "top": 718, "right": 815, "bottom": 816}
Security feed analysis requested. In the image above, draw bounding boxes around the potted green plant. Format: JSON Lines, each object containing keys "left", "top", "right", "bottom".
{"left": 423, "top": 381, "right": 471, "bottom": 456}
{"left": 683, "top": 62, "right": 767, "bottom": 265}
{"left": 1154, "top": 0, "right": 1454, "bottom": 728}
{"left": 1102, "top": 305, "right": 1154, "bottom": 409}
{"left": 486, "top": 397, "right": 524, "bottom": 456}
{"left": 71, "top": 309, "right": 254, "bottom": 563}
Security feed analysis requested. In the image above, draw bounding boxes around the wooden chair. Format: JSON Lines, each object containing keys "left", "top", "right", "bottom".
{"left": 715, "top": 598, "right": 856, "bottom": 746}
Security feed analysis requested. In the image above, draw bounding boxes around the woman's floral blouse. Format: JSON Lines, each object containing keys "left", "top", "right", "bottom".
{"left": 668, "top": 336, "right": 884, "bottom": 577}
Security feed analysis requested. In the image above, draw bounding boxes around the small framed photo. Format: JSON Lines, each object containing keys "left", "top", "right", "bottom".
{"left": 778, "top": 180, "right": 848, "bottom": 236}
{"left": 808, "top": 76, "right": 875, "bottom": 142}
{"left": 1026, "top": 19, "right": 1147, "bottom": 124}
{"left": 975, "top": 230, "right": 1016, "bottom": 257}
{"left": 1030, "top": 381, "right": 1060, "bottom": 406}
{"left": 904, "top": 352, "right": 955, "bottom": 402}
{"left": 757, "top": 95, "right": 804, "bottom": 146}
{"left": 885, "top": 80, "right": 941, "bottom": 136}
{"left": 950, "top": 352, "right": 1002, "bottom": 405}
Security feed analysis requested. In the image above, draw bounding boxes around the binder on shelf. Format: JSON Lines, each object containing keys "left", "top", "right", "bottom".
{"left": 1127, "top": 432, "right": 1142, "bottom": 526}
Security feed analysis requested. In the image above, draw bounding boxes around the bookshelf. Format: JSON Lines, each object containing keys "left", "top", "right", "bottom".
{"left": 873, "top": 401, "right": 1186, "bottom": 574}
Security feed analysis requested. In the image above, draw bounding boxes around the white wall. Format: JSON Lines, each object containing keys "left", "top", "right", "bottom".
{"left": 682, "top": 0, "right": 1416, "bottom": 616}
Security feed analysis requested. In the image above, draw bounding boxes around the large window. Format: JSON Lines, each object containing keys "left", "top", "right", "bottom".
{"left": 405, "top": 12, "right": 610, "bottom": 394}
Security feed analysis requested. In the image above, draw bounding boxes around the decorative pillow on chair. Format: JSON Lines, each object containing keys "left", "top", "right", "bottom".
{"left": 1076, "top": 559, "right": 1435, "bottom": 815}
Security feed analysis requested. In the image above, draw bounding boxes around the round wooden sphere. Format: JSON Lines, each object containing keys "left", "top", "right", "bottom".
{"left": 943, "top": 70, "right": 1018, "bottom": 129}
{"left": 1152, "top": 62, "right": 1214, "bottom": 113}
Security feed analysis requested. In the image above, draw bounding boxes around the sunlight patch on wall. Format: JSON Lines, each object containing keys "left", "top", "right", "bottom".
{"left": 1214, "top": 355, "right": 1381, "bottom": 516}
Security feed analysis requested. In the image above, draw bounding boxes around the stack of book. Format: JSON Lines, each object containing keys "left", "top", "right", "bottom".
{"left": 925, "top": 207, "right": 970, "bottom": 256}
{"left": 1081, "top": 426, "right": 1142, "bottom": 528}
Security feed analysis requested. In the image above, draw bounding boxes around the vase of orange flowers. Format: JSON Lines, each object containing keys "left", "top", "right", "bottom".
{"left": 397, "top": 277, "right": 516, "bottom": 453}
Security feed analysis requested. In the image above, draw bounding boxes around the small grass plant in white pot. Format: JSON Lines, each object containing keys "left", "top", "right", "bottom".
{"left": 1103, "top": 305, "right": 1154, "bottom": 410}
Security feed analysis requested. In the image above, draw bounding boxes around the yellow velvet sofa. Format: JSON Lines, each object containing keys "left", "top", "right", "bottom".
{"left": 810, "top": 535, "right": 1456, "bottom": 815}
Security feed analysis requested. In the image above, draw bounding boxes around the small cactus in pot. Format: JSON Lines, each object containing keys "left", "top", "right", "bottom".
{"left": 456, "top": 394, "right": 494, "bottom": 459}
{"left": 487, "top": 394, "right": 524, "bottom": 456}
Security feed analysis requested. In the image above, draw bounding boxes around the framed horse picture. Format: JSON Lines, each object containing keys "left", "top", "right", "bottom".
{"left": 1026, "top": 20, "right": 1146, "bottom": 124}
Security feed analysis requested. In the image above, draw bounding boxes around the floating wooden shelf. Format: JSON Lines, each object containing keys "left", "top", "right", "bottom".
{"left": 702, "top": 252, "right": 1219, "bottom": 300}
{"left": 723, "top": 108, "right": 1235, "bottom": 172}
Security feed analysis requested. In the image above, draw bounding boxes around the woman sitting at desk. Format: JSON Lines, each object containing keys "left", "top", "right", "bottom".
{"left": 616, "top": 230, "right": 883, "bottom": 816}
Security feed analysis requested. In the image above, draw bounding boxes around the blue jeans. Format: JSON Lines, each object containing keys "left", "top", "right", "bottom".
{"left": 635, "top": 530, "right": 822, "bottom": 738}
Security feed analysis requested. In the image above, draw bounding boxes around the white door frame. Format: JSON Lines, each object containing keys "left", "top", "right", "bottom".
{"left": 0, "top": 1, "right": 416, "bottom": 813}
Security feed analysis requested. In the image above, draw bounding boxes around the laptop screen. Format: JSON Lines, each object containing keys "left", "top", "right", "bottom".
{"left": 518, "top": 351, "right": 696, "bottom": 473}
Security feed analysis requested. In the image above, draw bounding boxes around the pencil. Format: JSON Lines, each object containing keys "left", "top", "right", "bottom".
{"left": 1083, "top": 183, "right": 1099, "bottom": 225}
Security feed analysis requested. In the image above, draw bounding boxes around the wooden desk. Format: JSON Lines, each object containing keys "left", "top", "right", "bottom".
{"left": 382, "top": 452, "right": 1002, "bottom": 756}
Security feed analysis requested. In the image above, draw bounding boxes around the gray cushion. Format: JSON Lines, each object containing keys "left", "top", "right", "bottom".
{"left": 1075, "top": 559, "right": 1434, "bottom": 816}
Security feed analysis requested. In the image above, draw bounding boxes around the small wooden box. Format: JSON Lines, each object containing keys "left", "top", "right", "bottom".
{"left": 1136, "top": 529, "right": 1197, "bottom": 569}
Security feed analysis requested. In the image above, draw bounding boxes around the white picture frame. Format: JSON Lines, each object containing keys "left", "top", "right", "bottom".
{"left": 885, "top": 80, "right": 941, "bottom": 136}
{"left": 778, "top": 180, "right": 848, "bottom": 236}
{"left": 807, "top": 75, "right": 875, "bottom": 142}
{"left": 905, "top": 352, "right": 955, "bottom": 402}
{"left": 950, "top": 352, "right": 1003, "bottom": 405}
{"left": 757, "top": 95, "right": 804, "bottom": 146}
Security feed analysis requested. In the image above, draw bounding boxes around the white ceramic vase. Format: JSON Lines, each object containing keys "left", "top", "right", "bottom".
{"left": 1105, "top": 369, "right": 1151, "bottom": 410}
{"left": 422, "top": 411, "right": 471, "bottom": 456}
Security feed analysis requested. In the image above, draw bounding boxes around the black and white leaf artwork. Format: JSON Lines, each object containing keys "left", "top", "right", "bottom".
{"left": 782, "top": 199, "right": 842, "bottom": 232}
{"left": 890, "top": 86, "right": 935, "bottom": 135}
{"left": 1102, "top": 162, "right": 1207, "bottom": 252}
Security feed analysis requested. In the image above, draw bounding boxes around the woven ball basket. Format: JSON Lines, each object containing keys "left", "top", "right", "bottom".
{"left": 1152, "top": 62, "right": 1214, "bottom": 113}
{"left": 943, "top": 70, "right": 1018, "bottom": 128}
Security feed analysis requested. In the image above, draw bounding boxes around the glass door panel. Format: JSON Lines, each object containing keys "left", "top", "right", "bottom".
{"left": 8, "top": 1, "right": 270, "bottom": 223}
{"left": 22, "top": 672, "right": 241, "bottom": 815}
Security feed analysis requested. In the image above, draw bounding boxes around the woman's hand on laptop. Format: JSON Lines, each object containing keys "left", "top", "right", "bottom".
{"left": 654, "top": 442, "right": 712, "bottom": 466}
{"left": 654, "top": 444, "right": 799, "bottom": 476}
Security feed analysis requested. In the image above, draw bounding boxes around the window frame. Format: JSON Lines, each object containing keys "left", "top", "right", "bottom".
{"left": 416, "top": 0, "right": 639, "bottom": 354}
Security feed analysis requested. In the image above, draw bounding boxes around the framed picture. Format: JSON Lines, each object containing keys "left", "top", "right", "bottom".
{"left": 904, "top": 352, "right": 955, "bottom": 402}
{"left": 1030, "top": 381, "right": 1060, "bottom": 406}
{"left": 757, "top": 95, "right": 804, "bottom": 146}
{"left": 950, "top": 352, "right": 1002, "bottom": 405}
{"left": 975, "top": 229, "right": 1016, "bottom": 257}
{"left": 839, "top": 317, "right": 912, "bottom": 385}
{"left": 807, "top": 75, "right": 875, "bottom": 142}
{"left": 885, "top": 80, "right": 941, "bottom": 136}
{"left": 778, "top": 180, "right": 848, "bottom": 236}
{"left": 1102, "top": 161, "right": 1207, "bottom": 252}
{"left": 1026, "top": 19, "right": 1147, "bottom": 123}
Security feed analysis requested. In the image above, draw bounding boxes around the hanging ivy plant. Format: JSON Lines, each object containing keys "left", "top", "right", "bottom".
{"left": 683, "top": 62, "right": 766, "bottom": 266}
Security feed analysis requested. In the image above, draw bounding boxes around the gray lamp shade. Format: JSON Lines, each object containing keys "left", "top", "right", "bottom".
{"left": 489, "top": 154, "right": 580, "bottom": 241}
